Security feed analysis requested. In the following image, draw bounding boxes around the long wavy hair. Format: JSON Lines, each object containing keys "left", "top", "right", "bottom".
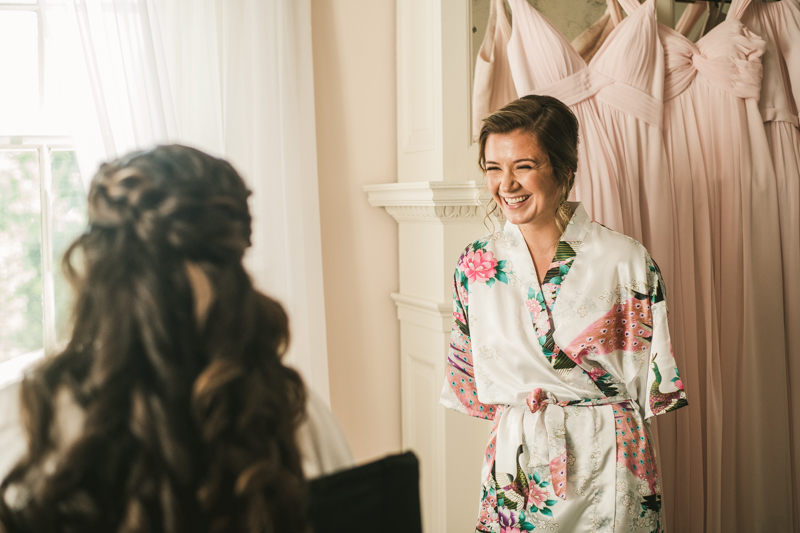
{"left": 0, "top": 145, "right": 308, "bottom": 533}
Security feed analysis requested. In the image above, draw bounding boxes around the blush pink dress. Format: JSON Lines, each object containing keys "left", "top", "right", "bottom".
{"left": 661, "top": 2, "right": 794, "bottom": 532}
{"left": 505, "top": 0, "right": 675, "bottom": 293}
{"left": 472, "top": 0, "right": 517, "bottom": 141}
{"left": 730, "top": 2, "right": 800, "bottom": 529}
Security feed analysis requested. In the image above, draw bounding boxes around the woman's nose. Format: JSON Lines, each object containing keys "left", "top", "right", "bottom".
{"left": 500, "top": 169, "right": 517, "bottom": 191}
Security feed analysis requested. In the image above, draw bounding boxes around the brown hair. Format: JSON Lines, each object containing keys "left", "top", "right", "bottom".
{"left": 0, "top": 145, "right": 308, "bottom": 533}
{"left": 478, "top": 95, "right": 579, "bottom": 232}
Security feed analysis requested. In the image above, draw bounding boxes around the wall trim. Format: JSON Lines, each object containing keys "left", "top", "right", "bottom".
{"left": 365, "top": 181, "right": 504, "bottom": 225}
{"left": 391, "top": 292, "right": 451, "bottom": 333}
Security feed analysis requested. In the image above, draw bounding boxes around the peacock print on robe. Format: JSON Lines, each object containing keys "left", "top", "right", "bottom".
{"left": 441, "top": 202, "right": 687, "bottom": 533}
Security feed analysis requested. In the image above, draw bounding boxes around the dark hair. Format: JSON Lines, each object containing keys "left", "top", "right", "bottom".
{"left": 478, "top": 95, "right": 579, "bottom": 231}
{"left": 0, "top": 145, "right": 308, "bottom": 533}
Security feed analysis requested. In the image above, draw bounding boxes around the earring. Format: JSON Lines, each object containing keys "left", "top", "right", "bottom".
{"left": 558, "top": 201, "right": 571, "bottom": 219}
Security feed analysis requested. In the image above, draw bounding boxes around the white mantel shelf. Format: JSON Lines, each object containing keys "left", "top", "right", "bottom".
{"left": 364, "top": 181, "right": 503, "bottom": 225}
{"left": 364, "top": 180, "right": 484, "bottom": 205}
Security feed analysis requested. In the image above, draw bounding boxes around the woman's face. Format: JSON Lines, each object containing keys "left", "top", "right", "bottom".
{"left": 485, "top": 129, "right": 561, "bottom": 229}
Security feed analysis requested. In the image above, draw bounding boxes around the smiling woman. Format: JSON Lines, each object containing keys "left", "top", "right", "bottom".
{"left": 440, "top": 95, "right": 687, "bottom": 533}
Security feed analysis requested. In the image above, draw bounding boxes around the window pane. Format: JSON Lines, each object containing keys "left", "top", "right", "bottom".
{"left": 0, "top": 11, "right": 39, "bottom": 134}
{"left": 51, "top": 150, "right": 87, "bottom": 343}
{"left": 0, "top": 151, "right": 43, "bottom": 363}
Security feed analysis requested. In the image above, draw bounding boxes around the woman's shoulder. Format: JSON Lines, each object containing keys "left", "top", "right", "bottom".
{"left": 587, "top": 221, "right": 651, "bottom": 260}
{"left": 455, "top": 226, "right": 514, "bottom": 266}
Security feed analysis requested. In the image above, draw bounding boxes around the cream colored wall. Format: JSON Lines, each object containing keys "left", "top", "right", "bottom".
{"left": 311, "top": 0, "right": 401, "bottom": 463}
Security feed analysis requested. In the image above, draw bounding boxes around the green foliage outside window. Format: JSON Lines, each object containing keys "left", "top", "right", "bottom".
{"left": 0, "top": 150, "right": 85, "bottom": 364}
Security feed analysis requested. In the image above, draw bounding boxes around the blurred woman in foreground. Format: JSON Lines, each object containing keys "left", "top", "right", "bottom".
{"left": 0, "top": 145, "right": 350, "bottom": 533}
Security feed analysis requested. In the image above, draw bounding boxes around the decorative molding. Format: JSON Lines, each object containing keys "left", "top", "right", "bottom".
{"left": 391, "top": 292, "right": 451, "bottom": 333}
{"left": 365, "top": 181, "right": 504, "bottom": 225}
{"left": 384, "top": 204, "right": 485, "bottom": 224}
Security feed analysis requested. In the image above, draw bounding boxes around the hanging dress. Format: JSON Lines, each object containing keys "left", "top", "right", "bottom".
{"left": 505, "top": 0, "right": 675, "bottom": 296}
{"left": 726, "top": 2, "right": 800, "bottom": 529}
{"left": 661, "top": 2, "right": 793, "bottom": 531}
{"left": 440, "top": 202, "right": 687, "bottom": 532}
{"left": 472, "top": 0, "right": 517, "bottom": 141}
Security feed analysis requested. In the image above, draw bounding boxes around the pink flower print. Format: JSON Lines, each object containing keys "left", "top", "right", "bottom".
{"left": 453, "top": 309, "right": 467, "bottom": 324}
{"left": 588, "top": 367, "right": 605, "bottom": 382}
{"left": 535, "top": 313, "right": 551, "bottom": 336}
{"left": 674, "top": 379, "right": 683, "bottom": 390}
{"left": 462, "top": 250, "right": 498, "bottom": 284}
{"left": 527, "top": 484, "right": 549, "bottom": 509}
{"left": 527, "top": 300, "right": 550, "bottom": 335}
{"left": 501, "top": 527, "right": 521, "bottom": 533}
{"left": 541, "top": 282, "right": 558, "bottom": 306}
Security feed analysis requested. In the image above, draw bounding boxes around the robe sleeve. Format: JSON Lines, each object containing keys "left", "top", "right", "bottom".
{"left": 626, "top": 254, "right": 688, "bottom": 419}
{"left": 439, "top": 260, "right": 496, "bottom": 421}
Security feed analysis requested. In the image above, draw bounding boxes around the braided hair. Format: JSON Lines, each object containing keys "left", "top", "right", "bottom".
{"left": 0, "top": 145, "right": 309, "bottom": 533}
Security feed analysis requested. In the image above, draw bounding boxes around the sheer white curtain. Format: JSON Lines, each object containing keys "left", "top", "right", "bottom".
{"left": 43, "top": 0, "right": 330, "bottom": 403}
{"left": 43, "top": 0, "right": 178, "bottom": 186}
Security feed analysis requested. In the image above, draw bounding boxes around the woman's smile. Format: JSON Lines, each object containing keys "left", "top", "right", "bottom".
{"left": 502, "top": 194, "right": 530, "bottom": 207}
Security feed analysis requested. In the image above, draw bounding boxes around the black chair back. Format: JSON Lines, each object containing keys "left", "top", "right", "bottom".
{"left": 308, "top": 451, "right": 423, "bottom": 533}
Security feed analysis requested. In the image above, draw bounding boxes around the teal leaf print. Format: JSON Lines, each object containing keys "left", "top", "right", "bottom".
{"left": 540, "top": 507, "right": 553, "bottom": 518}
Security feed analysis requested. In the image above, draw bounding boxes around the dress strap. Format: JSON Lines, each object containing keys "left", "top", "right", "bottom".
{"left": 615, "top": 0, "right": 643, "bottom": 16}
{"left": 675, "top": 1, "right": 708, "bottom": 37}
{"left": 608, "top": 0, "right": 624, "bottom": 26}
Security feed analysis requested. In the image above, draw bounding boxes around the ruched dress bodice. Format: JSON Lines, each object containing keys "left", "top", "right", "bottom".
{"left": 662, "top": 20, "right": 764, "bottom": 101}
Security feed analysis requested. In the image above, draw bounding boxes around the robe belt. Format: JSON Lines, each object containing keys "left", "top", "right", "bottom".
{"left": 495, "top": 389, "right": 632, "bottom": 501}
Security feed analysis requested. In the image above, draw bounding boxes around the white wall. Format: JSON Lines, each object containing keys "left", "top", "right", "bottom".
{"left": 311, "top": 0, "right": 402, "bottom": 463}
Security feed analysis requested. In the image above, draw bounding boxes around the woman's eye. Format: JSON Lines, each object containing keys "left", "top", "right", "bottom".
{"left": 516, "top": 165, "right": 532, "bottom": 171}
{"left": 486, "top": 166, "right": 501, "bottom": 172}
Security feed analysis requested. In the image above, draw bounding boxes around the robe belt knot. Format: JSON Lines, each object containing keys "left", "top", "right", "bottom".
{"left": 520, "top": 389, "right": 632, "bottom": 501}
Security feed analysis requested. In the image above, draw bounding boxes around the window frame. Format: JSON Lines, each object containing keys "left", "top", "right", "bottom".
{"left": 0, "top": 1, "right": 79, "bottom": 383}
{"left": 0, "top": 137, "right": 76, "bottom": 381}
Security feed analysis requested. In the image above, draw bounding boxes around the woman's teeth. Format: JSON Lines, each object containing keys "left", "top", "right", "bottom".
{"left": 505, "top": 195, "right": 530, "bottom": 205}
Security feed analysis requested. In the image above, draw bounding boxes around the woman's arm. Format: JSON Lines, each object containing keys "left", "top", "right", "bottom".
{"left": 440, "top": 269, "right": 496, "bottom": 421}
{"left": 628, "top": 255, "right": 688, "bottom": 419}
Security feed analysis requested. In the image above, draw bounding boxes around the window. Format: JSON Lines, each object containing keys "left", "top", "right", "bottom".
{"left": 0, "top": 1, "right": 84, "bottom": 380}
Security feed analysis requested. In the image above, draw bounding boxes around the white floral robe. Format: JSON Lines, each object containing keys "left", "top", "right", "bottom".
{"left": 440, "top": 202, "right": 687, "bottom": 533}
